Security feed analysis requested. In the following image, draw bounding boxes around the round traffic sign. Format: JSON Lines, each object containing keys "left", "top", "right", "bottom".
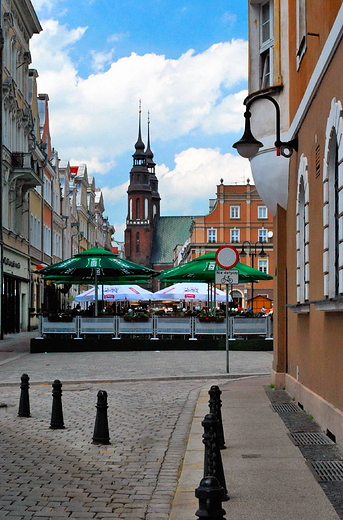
{"left": 215, "top": 245, "right": 239, "bottom": 269}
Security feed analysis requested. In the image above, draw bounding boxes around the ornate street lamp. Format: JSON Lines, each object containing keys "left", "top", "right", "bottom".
{"left": 233, "top": 94, "right": 298, "bottom": 159}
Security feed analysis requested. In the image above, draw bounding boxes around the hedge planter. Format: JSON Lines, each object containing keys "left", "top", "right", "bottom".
{"left": 48, "top": 315, "right": 73, "bottom": 322}
{"left": 123, "top": 316, "right": 149, "bottom": 322}
{"left": 198, "top": 317, "right": 225, "bottom": 323}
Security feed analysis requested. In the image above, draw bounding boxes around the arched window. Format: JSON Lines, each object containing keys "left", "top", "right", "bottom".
{"left": 323, "top": 99, "right": 343, "bottom": 297}
{"left": 145, "top": 198, "right": 148, "bottom": 219}
{"left": 136, "top": 198, "right": 140, "bottom": 220}
{"left": 129, "top": 199, "right": 133, "bottom": 220}
{"left": 296, "top": 154, "right": 309, "bottom": 303}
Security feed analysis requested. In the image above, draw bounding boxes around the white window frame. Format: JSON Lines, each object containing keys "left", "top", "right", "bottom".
{"left": 53, "top": 230, "right": 62, "bottom": 258}
{"left": 43, "top": 224, "right": 51, "bottom": 256}
{"left": 296, "top": 0, "right": 307, "bottom": 67}
{"left": 208, "top": 228, "right": 217, "bottom": 243}
{"left": 230, "top": 206, "right": 240, "bottom": 219}
{"left": 323, "top": 99, "right": 343, "bottom": 299}
{"left": 259, "top": 0, "right": 274, "bottom": 89}
{"left": 258, "top": 206, "right": 268, "bottom": 219}
{"left": 258, "top": 258, "right": 268, "bottom": 274}
{"left": 296, "top": 154, "right": 310, "bottom": 303}
{"left": 30, "top": 213, "right": 41, "bottom": 249}
{"left": 44, "top": 175, "right": 52, "bottom": 205}
{"left": 258, "top": 228, "right": 268, "bottom": 242}
{"left": 230, "top": 228, "right": 240, "bottom": 243}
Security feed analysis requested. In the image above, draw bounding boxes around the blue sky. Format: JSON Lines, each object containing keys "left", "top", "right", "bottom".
{"left": 30, "top": 0, "right": 251, "bottom": 241}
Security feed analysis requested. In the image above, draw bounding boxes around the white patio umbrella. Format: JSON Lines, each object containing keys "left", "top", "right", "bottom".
{"left": 75, "top": 284, "right": 154, "bottom": 302}
{"left": 152, "top": 282, "right": 231, "bottom": 302}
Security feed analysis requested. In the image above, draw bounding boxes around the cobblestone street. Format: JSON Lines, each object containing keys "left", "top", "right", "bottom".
{"left": 1, "top": 378, "right": 215, "bottom": 519}
{"left": 0, "top": 348, "right": 272, "bottom": 519}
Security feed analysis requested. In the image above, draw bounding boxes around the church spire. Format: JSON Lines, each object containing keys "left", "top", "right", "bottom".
{"left": 133, "top": 100, "right": 146, "bottom": 165}
{"left": 145, "top": 111, "right": 156, "bottom": 170}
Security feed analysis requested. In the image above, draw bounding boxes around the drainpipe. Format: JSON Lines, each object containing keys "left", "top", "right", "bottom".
{"left": 0, "top": 7, "right": 4, "bottom": 339}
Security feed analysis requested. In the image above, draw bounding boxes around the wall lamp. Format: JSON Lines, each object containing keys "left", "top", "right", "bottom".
{"left": 233, "top": 94, "right": 298, "bottom": 159}
{"left": 71, "top": 222, "right": 80, "bottom": 228}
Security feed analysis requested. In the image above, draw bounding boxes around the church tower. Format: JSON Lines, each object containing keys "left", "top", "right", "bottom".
{"left": 124, "top": 105, "right": 160, "bottom": 267}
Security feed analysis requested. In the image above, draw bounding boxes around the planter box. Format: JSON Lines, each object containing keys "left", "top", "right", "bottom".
{"left": 198, "top": 317, "right": 224, "bottom": 323}
{"left": 48, "top": 316, "right": 73, "bottom": 322}
{"left": 123, "top": 316, "right": 149, "bottom": 322}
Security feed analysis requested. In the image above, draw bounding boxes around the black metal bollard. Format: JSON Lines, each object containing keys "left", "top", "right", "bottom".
{"left": 50, "top": 379, "right": 65, "bottom": 429}
{"left": 18, "top": 373, "right": 31, "bottom": 417}
{"left": 195, "top": 476, "right": 226, "bottom": 520}
{"left": 202, "top": 413, "right": 229, "bottom": 501}
{"left": 209, "top": 385, "right": 226, "bottom": 449}
{"left": 92, "top": 390, "right": 110, "bottom": 445}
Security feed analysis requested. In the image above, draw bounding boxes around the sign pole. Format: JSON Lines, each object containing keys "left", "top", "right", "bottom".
{"left": 226, "top": 284, "right": 229, "bottom": 373}
{"left": 215, "top": 245, "right": 240, "bottom": 375}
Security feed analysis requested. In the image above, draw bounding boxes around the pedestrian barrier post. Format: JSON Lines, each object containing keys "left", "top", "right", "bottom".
{"left": 195, "top": 475, "right": 226, "bottom": 520}
{"left": 92, "top": 390, "right": 110, "bottom": 444}
{"left": 50, "top": 379, "right": 65, "bottom": 429}
{"left": 208, "top": 385, "right": 226, "bottom": 449}
{"left": 202, "top": 413, "right": 229, "bottom": 501}
{"left": 18, "top": 373, "right": 31, "bottom": 417}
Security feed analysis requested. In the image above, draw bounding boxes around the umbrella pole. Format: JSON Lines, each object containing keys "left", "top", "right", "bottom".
{"left": 95, "top": 270, "right": 98, "bottom": 317}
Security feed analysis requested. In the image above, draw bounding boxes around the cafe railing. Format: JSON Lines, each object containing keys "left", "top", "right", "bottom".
{"left": 37, "top": 315, "right": 272, "bottom": 340}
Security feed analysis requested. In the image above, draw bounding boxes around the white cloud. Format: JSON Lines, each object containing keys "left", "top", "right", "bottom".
{"left": 30, "top": 20, "right": 248, "bottom": 175}
{"left": 107, "top": 32, "right": 129, "bottom": 43}
{"left": 156, "top": 148, "right": 252, "bottom": 214}
{"left": 221, "top": 12, "right": 237, "bottom": 26}
{"left": 31, "top": 0, "right": 68, "bottom": 16}
{"left": 91, "top": 49, "right": 115, "bottom": 72}
{"left": 101, "top": 182, "right": 128, "bottom": 205}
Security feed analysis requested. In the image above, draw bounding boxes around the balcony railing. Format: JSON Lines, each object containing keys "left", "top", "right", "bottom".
{"left": 11, "top": 152, "right": 42, "bottom": 189}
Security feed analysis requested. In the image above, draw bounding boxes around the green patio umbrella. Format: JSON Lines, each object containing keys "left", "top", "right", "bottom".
{"left": 37, "top": 248, "right": 156, "bottom": 316}
{"left": 158, "top": 252, "right": 273, "bottom": 283}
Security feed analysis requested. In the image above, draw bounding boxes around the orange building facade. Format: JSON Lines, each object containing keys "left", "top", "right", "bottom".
{"left": 180, "top": 181, "right": 274, "bottom": 310}
{"left": 245, "top": 1, "right": 343, "bottom": 445}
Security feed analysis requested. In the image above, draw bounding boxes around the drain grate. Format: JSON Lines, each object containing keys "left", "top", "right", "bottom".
{"left": 290, "top": 432, "right": 335, "bottom": 446}
{"left": 271, "top": 403, "right": 302, "bottom": 413}
{"left": 309, "top": 461, "right": 343, "bottom": 481}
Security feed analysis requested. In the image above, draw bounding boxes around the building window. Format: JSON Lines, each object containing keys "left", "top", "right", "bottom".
{"left": 43, "top": 175, "right": 52, "bottom": 205}
{"left": 296, "top": 155, "right": 310, "bottom": 303}
{"left": 53, "top": 230, "right": 62, "bottom": 258}
{"left": 208, "top": 228, "right": 217, "bottom": 243}
{"left": 296, "top": 0, "right": 307, "bottom": 66}
{"left": 144, "top": 198, "right": 148, "bottom": 220}
{"left": 136, "top": 232, "right": 140, "bottom": 253}
{"left": 230, "top": 229, "right": 240, "bottom": 243}
{"left": 323, "top": 99, "right": 343, "bottom": 297}
{"left": 30, "top": 213, "right": 41, "bottom": 249}
{"left": 43, "top": 224, "right": 51, "bottom": 256}
{"left": 258, "top": 259, "right": 268, "bottom": 273}
{"left": 258, "top": 206, "right": 268, "bottom": 219}
{"left": 230, "top": 206, "right": 240, "bottom": 219}
{"left": 136, "top": 198, "right": 140, "bottom": 219}
{"left": 260, "top": 1, "right": 274, "bottom": 89}
{"left": 129, "top": 199, "right": 133, "bottom": 220}
{"left": 258, "top": 228, "right": 268, "bottom": 242}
